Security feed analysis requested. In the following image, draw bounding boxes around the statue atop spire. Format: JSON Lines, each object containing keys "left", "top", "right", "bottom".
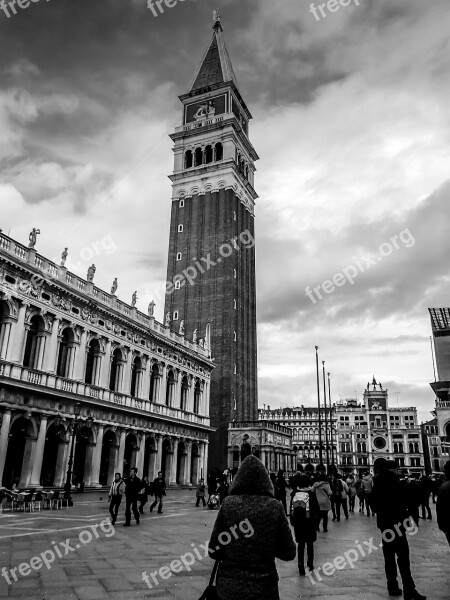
{"left": 213, "top": 9, "right": 222, "bottom": 31}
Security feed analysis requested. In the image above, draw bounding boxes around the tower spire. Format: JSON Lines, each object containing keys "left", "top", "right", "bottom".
{"left": 213, "top": 9, "right": 222, "bottom": 31}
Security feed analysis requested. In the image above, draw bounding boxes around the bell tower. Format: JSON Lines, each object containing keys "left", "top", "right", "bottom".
{"left": 164, "top": 13, "right": 259, "bottom": 469}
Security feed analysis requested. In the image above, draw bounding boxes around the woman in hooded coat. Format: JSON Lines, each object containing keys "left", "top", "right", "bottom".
{"left": 208, "top": 455, "right": 296, "bottom": 600}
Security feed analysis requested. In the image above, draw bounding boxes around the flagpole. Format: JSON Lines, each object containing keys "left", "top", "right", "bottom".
{"left": 322, "top": 360, "right": 330, "bottom": 470}
{"left": 315, "top": 346, "right": 323, "bottom": 467}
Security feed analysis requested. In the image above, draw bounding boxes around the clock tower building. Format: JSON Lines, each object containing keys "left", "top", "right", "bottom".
{"left": 165, "top": 15, "right": 259, "bottom": 469}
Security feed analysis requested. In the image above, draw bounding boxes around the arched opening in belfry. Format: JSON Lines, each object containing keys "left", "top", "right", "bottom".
{"left": 194, "top": 147, "right": 203, "bottom": 166}
{"left": 215, "top": 142, "right": 223, "bottom": 161}
{"left": 205, "top": 145, "right": 213, "bottom": 164}
{"left": 184, "top": 150, "right": 193, "bottom": 169}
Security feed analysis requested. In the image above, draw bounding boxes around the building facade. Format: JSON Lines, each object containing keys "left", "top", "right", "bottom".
{"left": 164, "top": 16, "right": 259, "bottom": 470}
{"left": 336, "top": 379, "right": 424, "bottom": 474}
{"left": 421, "top": 417, "right": 446, "bottom": 474}
{"left": 258, "top": 406, "right": 337, "bottom": 469}
{"left": 0, "top": 232, "right": 214, "bottom": 489}
{"left": 429, "top": 307, "right": 450, "bottom": 461}
{"left": 227, "top": 420, "right": 295, "bottom": 473}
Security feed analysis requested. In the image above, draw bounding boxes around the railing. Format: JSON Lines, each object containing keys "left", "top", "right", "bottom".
{"left": 437, "top": 400, "right": 450, "bottom": 408}
{"left": 0, "top": 361, "right": 210, "bottom": 426}
{"left": 0, "top": 232, "right": 212, "bottom": 361}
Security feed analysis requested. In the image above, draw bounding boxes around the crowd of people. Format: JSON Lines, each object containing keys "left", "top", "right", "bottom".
{"left": 206, "top": 457, "right": 450, "bottom": 600}
{"left": 108, "top": 468, "right": 166, "bottom": 526}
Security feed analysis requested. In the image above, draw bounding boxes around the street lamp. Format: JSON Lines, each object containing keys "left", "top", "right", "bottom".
{"left": 64, "top": 402, "right": 81, "bottom": 507}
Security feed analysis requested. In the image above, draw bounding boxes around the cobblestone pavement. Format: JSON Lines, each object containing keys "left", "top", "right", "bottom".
{"left": 0, "top": 490, "right": 447, "bottom": 599}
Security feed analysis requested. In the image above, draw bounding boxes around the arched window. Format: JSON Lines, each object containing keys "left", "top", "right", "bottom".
{"left": 414, "top": 442, "right": 420, "bottom": 453}
{"left": 184, "top": 150, "right": 193, "bottom": 169}
{"left": 193, "top": 380, "right": 201, "bottom": 414}
{"left": 149, "top": 363, "right": 160, "bottom": 403}
{"left": 245, "top": 165, "right": 249, "bottom": 179}
{"left": 57, "top": 328, "right": 75, "bottom": 378}
{"left": 109, "top": 347, "right": 122, "bottom": 392}
{"left": 205, "top": 145, "right": 213, "bottom": 164}
{"left": 409, "top": 443, "right": 413, "bottom": 454}
{"left": 180, "top": 375, "right": 189, "bottom": 411}
{"left": 166, "top": 370, "right": 175, "bottom": 406}
{"left": 130, "top": 356, "right": 142, "bottom": 397}
{"left": 215, "top": 142, "right": 223, "bottom": 161}
{"left": 23, "top": 315, "right": 45, "bottom": 369}
{"left": 194, "top": 147, "right": 203, "bottom": 167}
{"left": 85, "top": 339, "right": 101, "bottom": 385}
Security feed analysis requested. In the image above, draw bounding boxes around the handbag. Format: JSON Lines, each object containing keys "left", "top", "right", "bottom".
{"left": 198, "top": 559, "right": 219, "bottom": 600}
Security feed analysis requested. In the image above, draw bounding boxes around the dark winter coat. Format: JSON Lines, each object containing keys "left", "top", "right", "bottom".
{"left": 208, "top": 455, "right": 296, "bottom": 600}
{"left": 124, "top": 475, "right": 142, "bottom": 499}
{"left": 371, "top": 470, "right": 409, "bottom": 531}
{"left": 290, "top": 487, "right": 320, "bottom": 543}
{"left": 437, "top": 479, "right": 450, "bottom": 534}
{"left": 152, "top": 476, "right": 166, "bottom": 497}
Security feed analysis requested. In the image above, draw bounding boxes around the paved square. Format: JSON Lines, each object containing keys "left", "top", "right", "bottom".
{"left": 0, "top": 490, "right": 447, "bottom": 599}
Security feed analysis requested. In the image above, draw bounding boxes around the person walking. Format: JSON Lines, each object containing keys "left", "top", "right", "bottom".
{"left": 331, "top": 473, "right": 343, "bottom": 522}
{"left": 208, "top": 455, "right": 296, "bottom": 600}
{"left": 406, "top": 476, "right": 421, "bottom": 527}
{"left": 150, "top": 471, "right": 166, "bottom": 514}
{"left": 371, "top": 458, "right": 426, "bottom": 600}
{"left": 138, "top": 476, "right": 151, "bottom": 514}
{"left": 355, "top": 474, "right": 365, "bottom": 513}
{"left": 291, "top": 474, "right": 320, "bottom": 575}
{"left": 108, "top": 472, "right": 125, "bottom": 525}
{"left": 196, "top": 478, "right": 206, "bottom": 507}
{"left": 276, "top": 470, "right": 288, "bottom": 514}
{"left": 346, "top": 474, "right": 357, "bottom": 512}
{"left": 123, "top": 467, "right": 141, "bottom": 527}
{"left": 340, "top": 475, "right": 350, "bottom": 519}
{"left": 361, "top": 471, "right": 373, "bottom": 517}
{"left": 419, "top": 475, "right": 432, "bottom": 520}
{"left": 313, "top": 474, "right": 332, "bottom": 532}
{"left": 437, "top": 460, "right": 450, "bottom": 546}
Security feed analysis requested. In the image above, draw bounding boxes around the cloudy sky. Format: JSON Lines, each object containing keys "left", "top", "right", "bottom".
{"left": 1, "top": 0, "right": 449, "bottom": 422}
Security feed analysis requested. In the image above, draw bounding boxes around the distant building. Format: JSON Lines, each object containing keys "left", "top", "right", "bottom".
{"left": 227, "top": 420, "right": 295, "bottom": 473}
{"left": 421, "top": 417, "right": 445, "bottom": 474}
{"left": 258, "top": 405, "right": 337, "bottom": 469}
{"left": 336, "top": 378, "right": 424, "bottom": 475}
{"left": 258, "top": 378, "right": 424, "bottom": 475}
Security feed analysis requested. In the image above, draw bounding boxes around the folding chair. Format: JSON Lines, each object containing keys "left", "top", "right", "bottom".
{"left": 33, "top": 491, "right": 43, "bottom": 512}
{"left": 51, "top": 490, "right": 63, "bottom": 510}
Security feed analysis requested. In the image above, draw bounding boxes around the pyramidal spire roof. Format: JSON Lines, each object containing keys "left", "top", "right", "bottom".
{"left": 188, "top": 13, "right": 238, "bottom": 93}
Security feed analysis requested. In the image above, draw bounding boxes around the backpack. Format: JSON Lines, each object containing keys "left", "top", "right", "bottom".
{"left": 292, "top": 491, "right": 311, "bottom": 519}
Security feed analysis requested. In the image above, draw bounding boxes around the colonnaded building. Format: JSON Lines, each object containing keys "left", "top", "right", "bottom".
{"left": 0, "top": 232, "right": 214, "bottom": 489}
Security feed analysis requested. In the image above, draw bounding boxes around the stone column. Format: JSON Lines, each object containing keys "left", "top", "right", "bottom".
{"left": 173, "top": 372, "right": 182, "bottom": 409}
{"left": 53, "top": 439, "right": 69, "bottom": 487}
{"left": 84, "top": 442, "right": 96, "bottom": 485}
{"left": 115, "top": 429, "right": 127, "bottom": 474}
{"left": 0, "top": 321, "right": 12, "bottom": 360}
{"left": 260, "top": 449, "right": 266, "bottom": 469}
{"left": 159, "top": 364, "right": 167, "bottom": 405}
{"left": 74, "top": 328, "right": 88, "bottom": 381}
{"left": 66, "top": 345, "right": 76, "bottom": 379}
{"left": 90, "top": 424, "right": 104, "bottom": 487}
{"left": 19, "top": 436, "right": 37, "bottom": 488}
{"left": 203, "top": 443, "right": 209, "bottom": 480}
{"left": 184, "top": 442, "right": 192, "bottom": 485}
{"left": 44, "top": 317, "right": 60, "bottom": 373}
{"left": 155, "top": 434, "right": 163, "bottom": 475}
{"left": 136, "top": 433, "right": 146, "bottom": 476}
{"left": 170, "top": 438, "right": 179, "bottom": 484}
{"left": 99, "top": 339, "right": 112, "bottom": 388}
{"left": 142, "top": 358, "right": 151, "bottom": 400}
{"left": 0, "top": 410, "right": 12, "bottom": 485}
{"left": 8, "top": 303, "right": 27, "bottom": 362}
{"left": 35, "top": 334, "right": 47, "bottom": 371}
{"left": 122, "top": 349, "right": 133, "bottom": 395}
{"left": 29, "top": 415, "right": 48, "bottom": 487}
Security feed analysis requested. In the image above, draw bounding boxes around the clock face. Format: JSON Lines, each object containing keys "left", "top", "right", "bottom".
{"left": 185, "top": 94, "right": 227, "bottom": 124}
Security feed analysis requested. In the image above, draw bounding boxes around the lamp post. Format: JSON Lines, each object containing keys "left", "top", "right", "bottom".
{"left": 315, "top": 346, "right": 323, "bottom": 468}
{"left": 322, "top": 360, "right": 330, "bottom": 469}
{"left": 328, "top": 372, "right": 335, "bottom": 469}
{"left": 64, "top": 402, "right": 81, "bottom": 507}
